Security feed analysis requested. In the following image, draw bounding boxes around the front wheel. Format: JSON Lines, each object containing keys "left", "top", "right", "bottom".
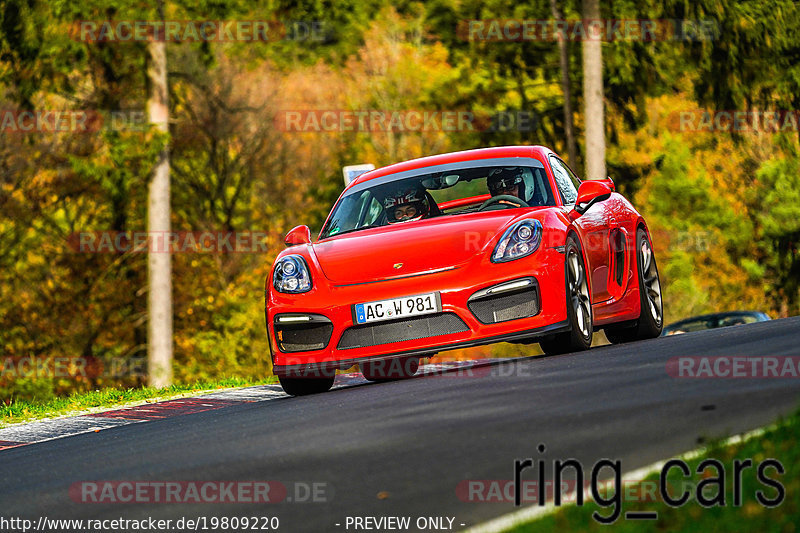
{"left": 278, "top": 375, "right": 335, "bottom": 396}
{"left": 540, "top": 235, "right": 593, "bottom": 355}
{"left": 604, "top": 228, "right": 663, "bottom": 343}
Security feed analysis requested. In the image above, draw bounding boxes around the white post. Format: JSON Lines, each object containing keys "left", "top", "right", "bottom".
{"left": 147, "top": 0, "right": 173, "bottom": 387}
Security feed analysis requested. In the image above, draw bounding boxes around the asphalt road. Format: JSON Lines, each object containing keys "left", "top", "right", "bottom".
{"left": 3, "top": 317, "right": 800, "bottom": 532}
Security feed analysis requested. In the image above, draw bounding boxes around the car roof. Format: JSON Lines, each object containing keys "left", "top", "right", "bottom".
{"left": 348, "top": 145, "right": 550, "bottom": 188}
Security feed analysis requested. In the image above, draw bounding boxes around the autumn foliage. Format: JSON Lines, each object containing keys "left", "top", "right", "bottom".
{"left": 1, "top": 1, "right": 799, "bottom": 401}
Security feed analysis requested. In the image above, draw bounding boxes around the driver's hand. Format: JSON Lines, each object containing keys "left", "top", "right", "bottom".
{"left": 498, "top": 199, "right": 522, "bottom": 206}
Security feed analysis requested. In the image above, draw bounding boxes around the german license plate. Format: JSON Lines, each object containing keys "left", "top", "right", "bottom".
{"left": 354, "top": 292, "right": 440, "bottom": 325}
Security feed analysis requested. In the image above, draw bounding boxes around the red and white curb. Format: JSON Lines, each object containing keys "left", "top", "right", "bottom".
{"left": 0, "top": 358, "right": 514, "bottom": 452}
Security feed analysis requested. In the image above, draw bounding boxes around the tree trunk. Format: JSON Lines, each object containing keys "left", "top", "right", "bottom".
{"left": 147, "top": 0, "right": 173, "bottom": 387}
{"left": 581, "top": 0, "right": 606, "bottom": 179}
{"left": 550, "top": 0, "right": 577, "bottom": 169}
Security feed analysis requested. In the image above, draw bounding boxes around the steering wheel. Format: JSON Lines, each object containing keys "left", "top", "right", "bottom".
{"left": 478, "top": 194, "right": 529, "bottom": 211}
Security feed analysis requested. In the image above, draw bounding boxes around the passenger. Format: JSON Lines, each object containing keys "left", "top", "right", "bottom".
{"left": 383, "top": 187, "right": 431, "bottom": 223}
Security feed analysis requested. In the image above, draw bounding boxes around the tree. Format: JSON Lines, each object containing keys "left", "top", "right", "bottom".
{"left": 147, "top": 0, "right": 173, "bottom": 387}
{"left": 550, "top": 0, "right": 577, "bottom": 168}
{"left": 754, "top": 142, "right": 800, "bottom": 315}
{"left": 581, "top": 0, "right": 605, "bottom": 179}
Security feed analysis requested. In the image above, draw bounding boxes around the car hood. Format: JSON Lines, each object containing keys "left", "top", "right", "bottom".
{"left": 312, "top": 212, "right": 524, "bottom": 284}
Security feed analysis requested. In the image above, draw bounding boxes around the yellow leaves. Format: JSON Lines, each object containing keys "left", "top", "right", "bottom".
{"left": 30, "top": 168, "right": 60, "bottom": 190}
{"left": 10, "top": 188, "right": 26, "bottom": 205}
{"left": 26, "top": 250, "right": 46, "bottom": 267}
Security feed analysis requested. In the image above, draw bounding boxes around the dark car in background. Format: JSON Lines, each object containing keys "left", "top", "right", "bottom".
{"left": 662, "top": 311, "right": 771, "bottom": 336}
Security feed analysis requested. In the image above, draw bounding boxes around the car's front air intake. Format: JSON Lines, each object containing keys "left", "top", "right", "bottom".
{"left": 337, "top": 313, "right": 469, "bottom": 350}
{"left": 274, "top": 314, "right": 334, "bottom": 352}
{"left": 468, "top": 278, "right": 540, "bottom": 324}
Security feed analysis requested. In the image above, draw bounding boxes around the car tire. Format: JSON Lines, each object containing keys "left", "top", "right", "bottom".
{"left": 361, "top": 357, "right": 419, "bottom": 382}
{"left": 539, "top": 235, "right": 593, "bottom": 355}
{"left": 278, "top": 375, "right": 335, "bottom": 396}
{"left": 604, "top": 228, "right": 663, "bottom": 344}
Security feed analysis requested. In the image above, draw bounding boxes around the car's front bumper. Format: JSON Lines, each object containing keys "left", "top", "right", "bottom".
{"left": 266, "top": 248, "right": 568, "bottom": 377}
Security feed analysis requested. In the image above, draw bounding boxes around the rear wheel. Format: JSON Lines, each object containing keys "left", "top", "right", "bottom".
{"left": 604, "top": 228, "right": 663, "bottom": 343}
{"left": 540, "top": 236, "right": 593, "bottom": 355}
{"left": 361, "top": 357, "right": 419, "bottom": 382}
{"left": 278, "top": 375, "right": 335, "bottom": 396}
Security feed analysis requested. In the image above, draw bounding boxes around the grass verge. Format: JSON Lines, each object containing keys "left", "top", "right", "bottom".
{"left": 503, "top": 408, "right": 800, "bottom": 532}
{"left": 0, "top": 376, "right": 278, "bottom": 427}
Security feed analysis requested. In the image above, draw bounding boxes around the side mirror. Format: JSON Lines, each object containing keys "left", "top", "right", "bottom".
{"left": 573, "top": 181, "right": 612, "bottom": 216}
{"left": 284, "top": 225, "right": 311, "bottom": 247}
{"left": 600, "top": 176, "right": 615, "bottom": 191}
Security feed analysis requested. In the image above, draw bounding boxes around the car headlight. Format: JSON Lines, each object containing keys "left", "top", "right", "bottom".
{"left": 273, "top": 255, "right": 313, "bottom": 293}
{"left": 491, "top": 220, "right": 543, "bottom": 263}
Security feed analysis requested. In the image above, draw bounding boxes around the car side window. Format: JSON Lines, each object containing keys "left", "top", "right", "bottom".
{"left": 527, "top": 167, "right": 555, "bottom": 206}
{"left": 352, "top": 190, "right": 386, "bottom": 228}
{"left": 362, "top": 196, "right": 384, "bottom": 226}
{"left": 560, "top": 158, "right": 582, "bottom": 190}
{"left": 549, "top": 156, "right": 579, "bottom": 205}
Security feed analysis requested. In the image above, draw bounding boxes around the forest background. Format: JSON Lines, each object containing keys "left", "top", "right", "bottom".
{"left": 2, "top": 0, "right": 799, "bottom": 400}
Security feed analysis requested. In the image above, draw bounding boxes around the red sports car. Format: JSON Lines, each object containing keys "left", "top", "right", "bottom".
{"left": 266, "top": 146, "right": 663, "bottom": 395}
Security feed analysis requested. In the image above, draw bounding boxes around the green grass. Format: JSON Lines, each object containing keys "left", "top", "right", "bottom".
{"left": 504, "top": 409, "right": 800, "bottom": 532}
{"left": 0, "top": 376, "right": 278, "bottom": 427}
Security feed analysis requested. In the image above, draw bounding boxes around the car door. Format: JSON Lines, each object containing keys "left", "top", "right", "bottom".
{"left": 549, "top": 156, "right": 614, "bottom": 303}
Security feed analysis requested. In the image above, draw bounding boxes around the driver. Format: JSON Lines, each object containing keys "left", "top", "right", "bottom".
{"left": 487, "top": 167, "right": 526, "bottom": 205}
{"left": 383, "top": 187, "right": 431, "bottom": 223}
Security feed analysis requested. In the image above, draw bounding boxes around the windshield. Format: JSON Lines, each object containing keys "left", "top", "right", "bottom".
{"left": 319, "top": 159, "right": 554, "bottom": 239}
